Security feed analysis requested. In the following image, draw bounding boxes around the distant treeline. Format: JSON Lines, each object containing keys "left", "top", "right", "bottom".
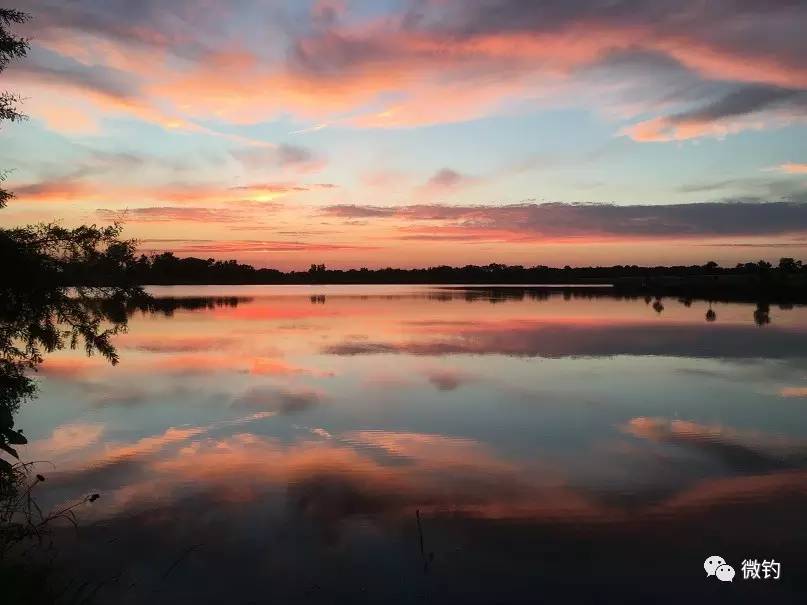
{"left": 128, "top": 252, "right": 807, "bottom": 287}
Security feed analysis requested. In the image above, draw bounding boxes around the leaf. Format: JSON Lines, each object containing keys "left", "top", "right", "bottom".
{"left": 4, "top": 429, "right": 27, "bottom": 445}
{"left": 0, "top": 442, "right": 19, "bottom": 459}
{"left": 0, "top": 407, "right": 12, "bottom": 430}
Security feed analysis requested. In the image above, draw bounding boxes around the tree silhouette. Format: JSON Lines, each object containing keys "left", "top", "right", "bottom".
{"left": 0, "top": 9, "right": 29, "bottom": 209}
{"left": 778, "top": 257, "right": 801, "bottom": 273}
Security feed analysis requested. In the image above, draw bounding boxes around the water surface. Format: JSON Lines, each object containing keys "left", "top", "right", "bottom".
{"left": 19, "top": 286, "right": 807, "bottom": 603}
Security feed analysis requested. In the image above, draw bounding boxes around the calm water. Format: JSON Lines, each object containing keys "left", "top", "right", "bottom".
{"left": 18, "top": 286, "right": 807, "bottom": 603}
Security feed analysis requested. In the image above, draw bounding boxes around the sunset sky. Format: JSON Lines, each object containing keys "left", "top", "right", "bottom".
{"left": 2, "top": 0, "right": 806, "bottom": 269}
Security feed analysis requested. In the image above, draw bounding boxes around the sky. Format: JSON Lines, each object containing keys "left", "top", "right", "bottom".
{"left": 1, "top": 0, "right": 806, "bottom": 269}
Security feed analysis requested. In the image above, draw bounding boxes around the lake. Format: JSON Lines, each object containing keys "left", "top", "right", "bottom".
{"left": 18, "top": 285, "right": 807, "bottom": 603}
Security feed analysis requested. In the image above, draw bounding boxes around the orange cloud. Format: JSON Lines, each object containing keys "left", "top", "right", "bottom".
{"left": 135, "top": 351, "right": 328, "bottom": 378}
{"left": 25, "top": 96, "right": 101, "bottom": 134}
{"left": 623, "top": 417, "right": 806, "bottom": 452}
{"left": 250, "top": 358, "right": 304, "bottom": 376}
{"left": 37, "top": 356, "right": 107, "bottom": 378}
{"left": 653, "top": 469, "right": 807, "bottom": 515}
{"left": 346, "top": 430, "right": 514, "bottom": 473}
{"left": 779, "top": 387, "right": 807, "bottom": 398}
{"left": 101, "top": 426, "right": 208, "bottom": 461}
{"left": 120, "top": 335, "right": 239, "bottom": 353}
{"left": 10, "top": 179, "right": 102, "bottom": 203}
{"left": 10, "top": 172, "right": 323, "bottom": 207}
{"left": 622, "top": 86, "right": 807, "bottom": 143}
{"left": 135, "top": 428, "right": 538, "bottom": 514}
{"left": 772, "top": 163, "right": 807, "bottom": 175}
{"left": 156, "top": 353, "right": 252, "bottom": 375}
{"left": 624, "top": 114, "right": 767, "bottom": 142}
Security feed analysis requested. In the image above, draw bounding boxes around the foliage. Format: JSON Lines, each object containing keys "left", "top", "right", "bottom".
{"left": 0, "top": 222, "right": 146, "bottom": 414}
{"left": 2, "top": 221, "right": 142, "bottom": 288}
{"left": 0, "top": 9, "right": 29, "bottom": 69}
{"left": 0, "top": 8, "right": 29, "bottom": 208}
{"left": 0, "top": 222, "right": 146, "bottom": 560}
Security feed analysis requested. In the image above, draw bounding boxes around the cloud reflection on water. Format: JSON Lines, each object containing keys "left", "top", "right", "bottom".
{"left": 16, "top": 287, "right": 807, "bottom": 603}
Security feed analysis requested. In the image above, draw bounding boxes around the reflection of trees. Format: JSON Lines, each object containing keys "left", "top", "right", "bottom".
{"left": 437, "top": 288, "right": 788, "bottom": 328}
{"left": 129, "top": 296, "right": 250, "bottom": 317}
{"left": 1, "top": 224, "right": 146, "bottom": 563}
{"left": 344, "top": 287, "right": 801, "bottom": 318}
{"left": 1, "top": 288, "right": 143, "bottom": 526}
{"left": 2, "top": 224, "right": 146, "bottom": 452}
{"left": 459, "top": 288, "right": 551, "bottom": 303}
{"left": 754, "top": 303, "right": 771, "bottom": 327}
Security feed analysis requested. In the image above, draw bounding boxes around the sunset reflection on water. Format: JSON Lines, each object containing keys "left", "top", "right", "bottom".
{"left": 18, "top": 286, "right": 807, "bottom": 603}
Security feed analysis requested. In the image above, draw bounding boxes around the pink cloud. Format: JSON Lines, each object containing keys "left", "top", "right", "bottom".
{"left": 15, "top": 2, "right": 806, "bottom": 137}
{"left": 145, "top": 239, "right": 378, "bottom": 256}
